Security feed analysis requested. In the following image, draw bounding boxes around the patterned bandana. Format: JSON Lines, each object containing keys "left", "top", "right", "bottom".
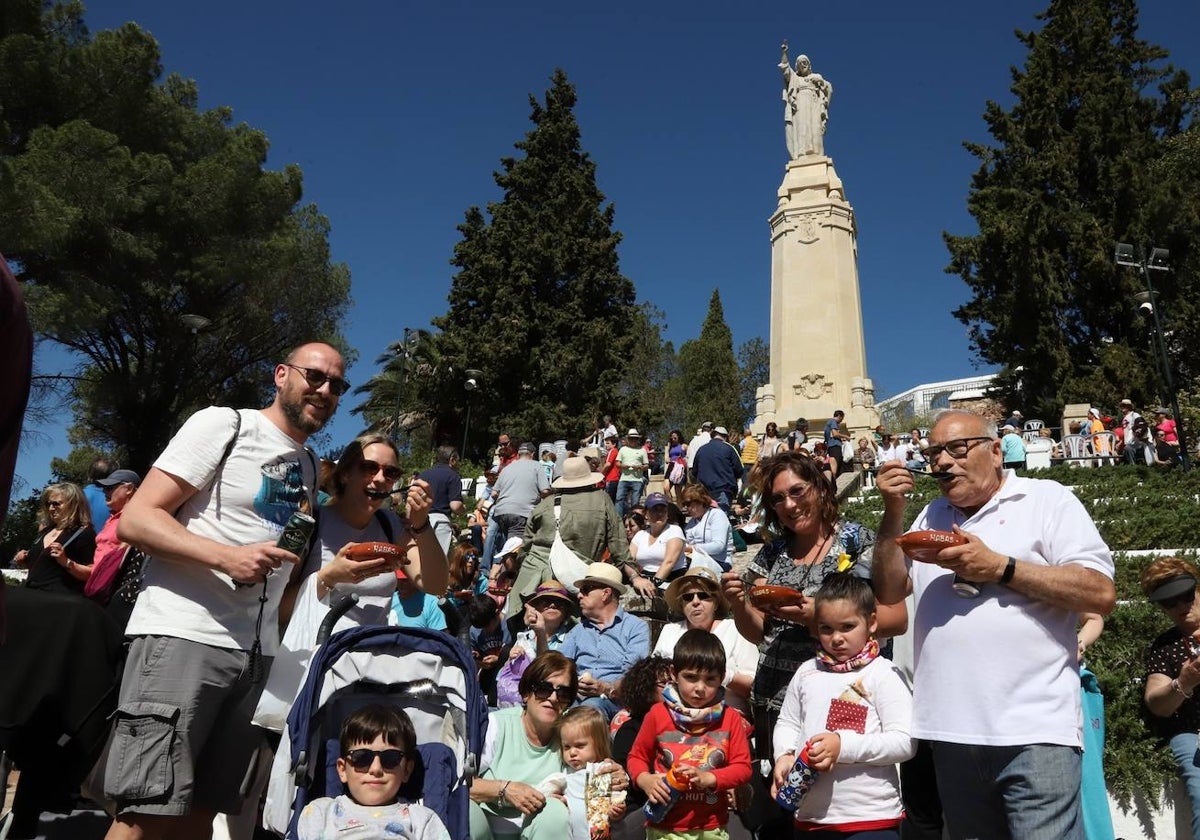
{"left": 816, "top": 638, "right": 880, "bottom": 673}
{"left": 661, "top": 682, "right": 726, "bottom": 733}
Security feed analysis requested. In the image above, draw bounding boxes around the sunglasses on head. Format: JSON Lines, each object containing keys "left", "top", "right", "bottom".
{"left": 344, "top": 747, "right": 406, "bottom": 771}
{"left": 1158, "top": 588, "right": 1196, "bottom": 609}
{"left": 283, "top": 363, "right": 350, "bottom": 396}
{"left": 681, "top": 591, "right": 714, "bottom": 603}
{"left": 358, "top": 459, "right": 404, "bottom": 482}
{"left": 530, "top": 681, "right": 575, "bottom": 703}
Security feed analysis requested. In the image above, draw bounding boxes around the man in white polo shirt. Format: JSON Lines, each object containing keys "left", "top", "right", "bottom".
{"left": 872, "top": 409, "right": 1115, "bottom": 840}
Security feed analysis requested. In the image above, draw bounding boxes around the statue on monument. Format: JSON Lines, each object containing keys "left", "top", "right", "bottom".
{"left": 779, "top": 43, "right": 832, "bottom": 159}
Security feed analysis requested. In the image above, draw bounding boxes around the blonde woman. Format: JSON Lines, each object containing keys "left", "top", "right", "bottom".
{"left": 14, "top": 483, "right": 95, "bottom": 594}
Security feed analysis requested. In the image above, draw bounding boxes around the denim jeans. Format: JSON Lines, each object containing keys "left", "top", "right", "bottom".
{"left": 930, "top": 741, "right": 1083, "bottom": 840}
{"left": 614, "top": 480, "right": 643, "bottom": 518}
{"left": 1168, "top": 731, "right": 1200, "bottom": 840}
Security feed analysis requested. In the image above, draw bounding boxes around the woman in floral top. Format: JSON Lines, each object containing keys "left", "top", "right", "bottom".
{"left": 722, "top": 451, "right": 908, "bottom": 829}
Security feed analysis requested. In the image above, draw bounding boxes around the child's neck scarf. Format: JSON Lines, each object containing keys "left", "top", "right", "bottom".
{"left": 661, "top": 682, "right": 726, "bottom": 733}
{"left": 816, "top": 638, "right": 880, "bottom": 672}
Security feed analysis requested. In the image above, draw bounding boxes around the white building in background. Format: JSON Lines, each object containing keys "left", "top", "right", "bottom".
{"left": 875, "top": 373, "right": 998, "bottom": 428}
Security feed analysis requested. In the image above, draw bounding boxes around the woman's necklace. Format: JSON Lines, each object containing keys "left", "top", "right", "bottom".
{"left": 791, "top": 531, "right": 834, "bottom": 593}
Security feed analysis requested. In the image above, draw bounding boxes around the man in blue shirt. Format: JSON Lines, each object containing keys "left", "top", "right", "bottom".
{"left": 418, "top": 445, "right": 466, "bottom": 555}
{"left": 83, "top": 457, "right": 113, "bottom": 531}
{"left": 693, "top": 426, "right": 744, "bottom": 514}
{"left": 824, "top": 410, "right": 851, "bottom": 475}
{"left": 559, "top": 563, "right": 649, "bottom": 721}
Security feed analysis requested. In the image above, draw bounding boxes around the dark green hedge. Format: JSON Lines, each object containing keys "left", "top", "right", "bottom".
{"left": 843, "top": 464, "right": 1196, "bottom": 806}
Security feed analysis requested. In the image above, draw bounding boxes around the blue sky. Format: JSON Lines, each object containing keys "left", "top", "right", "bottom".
{"left": 12, "top": 0, "right": 1200, "bottom": 491}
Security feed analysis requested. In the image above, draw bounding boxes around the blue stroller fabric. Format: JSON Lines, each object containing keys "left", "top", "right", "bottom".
{"left": 281, "top": 625, "right": 487, "bottom": 840}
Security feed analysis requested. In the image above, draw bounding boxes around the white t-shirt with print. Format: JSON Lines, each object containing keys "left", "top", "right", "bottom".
{"left": 126, "top": 407, "right": 317, "bottom": 654}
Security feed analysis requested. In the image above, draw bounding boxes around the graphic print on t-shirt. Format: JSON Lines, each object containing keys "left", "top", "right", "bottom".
{"left": 254, "top": 457, "right": 306, "bottom": 528}
{"left": 656, "top": 729, "right": 730, "bottom": 805}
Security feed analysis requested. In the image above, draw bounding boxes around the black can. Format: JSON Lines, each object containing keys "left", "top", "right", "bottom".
{"left": 277, "top": 510, "right": 317, "bottom": 557}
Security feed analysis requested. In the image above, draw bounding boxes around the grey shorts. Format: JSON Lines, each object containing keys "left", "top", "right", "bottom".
{"left": 99, "top": 635, "right": 269, "bottom": 816}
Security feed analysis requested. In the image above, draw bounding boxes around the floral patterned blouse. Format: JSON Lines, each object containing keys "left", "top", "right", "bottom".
{"left": 744, "top": 520, "right": 875, "bottom": 712}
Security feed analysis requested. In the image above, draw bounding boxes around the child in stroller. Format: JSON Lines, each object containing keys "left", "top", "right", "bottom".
{"left": 297, "top": 704, "right": 449, "bottom": 839}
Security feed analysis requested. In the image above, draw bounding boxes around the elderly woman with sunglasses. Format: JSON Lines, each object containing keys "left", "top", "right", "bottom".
{"left": 721, "top": 452, "right": 906, "bottom": 829}
{"left": 255, "top": 433, "right": 448, "bottom": 732}
{"left": 653, "top": 567, "right": 758, "bottom": 714}
{"left": 14, "top": 482, "right": 96, "bottom": 595}
{"left": 1142, "top": 556, "right": 1200, "bottom": 836}
{"left": 469, "top": 651, "right": 628, "bottom": 840}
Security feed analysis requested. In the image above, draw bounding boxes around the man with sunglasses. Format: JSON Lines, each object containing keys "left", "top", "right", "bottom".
{"left": 101, "top": 341, "right": 345, "bottom": 840}
{"left": 872, "top": 409, "right": 1115, "bottom": 840}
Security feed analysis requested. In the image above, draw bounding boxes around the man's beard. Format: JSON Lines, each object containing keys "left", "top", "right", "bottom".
{"left": 282, "top": 392, "right": 332, "bottom": 436}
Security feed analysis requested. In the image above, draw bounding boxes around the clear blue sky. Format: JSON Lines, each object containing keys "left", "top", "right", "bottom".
{"left": 13, "top": 0, "right": 1200, "bottom": 491}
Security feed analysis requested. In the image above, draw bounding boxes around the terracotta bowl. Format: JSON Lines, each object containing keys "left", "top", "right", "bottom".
{"left": 894, "top": 530, "right": 967, "bottom": 563}
{"left": 345, "top": 542, "right": 406, "bottom": 566}
{"left": 749, "top": 584, "right": 807, "bottom": 610}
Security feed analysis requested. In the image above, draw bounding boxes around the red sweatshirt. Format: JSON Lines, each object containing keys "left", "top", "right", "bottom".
{"left": 626, "top": 702, "right": 753, "bottom": 832}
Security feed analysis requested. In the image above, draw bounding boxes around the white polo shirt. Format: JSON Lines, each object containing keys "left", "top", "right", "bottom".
{"left": 907, "top": 471, "right": 1113, "bottom": 747}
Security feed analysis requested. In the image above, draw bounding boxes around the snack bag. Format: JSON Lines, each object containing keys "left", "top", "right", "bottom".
{"left": 584, "top": 765, "right": 613, "bottom": 840}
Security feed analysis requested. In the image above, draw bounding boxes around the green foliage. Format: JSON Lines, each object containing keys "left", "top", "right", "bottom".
{"left": 0, "top": 2, "right": 353, "bottom": 472}
{"left": 945, "top": 0, "right": 1197, "bottom": 421}
{"left": 845, "top": 464, "right": 1200, "bottom": 805}
{"left": 676, "top": 290, "right": 741, "bottom": 433}
{"left": 1, "top": 491, "right": 41, "bottom": 566}
{"left": 737, "top": 337, "right": 769, "bottom": 429}
{"left": 404, "top": 69, "right": 649, "bottom": 454}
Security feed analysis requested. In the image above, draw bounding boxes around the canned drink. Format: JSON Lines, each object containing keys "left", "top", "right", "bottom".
{"left": 277, "top": 511, "right": 316, "bottom": 556}
{"left": 775, "top": 747, "right": 819, "bottom": 811}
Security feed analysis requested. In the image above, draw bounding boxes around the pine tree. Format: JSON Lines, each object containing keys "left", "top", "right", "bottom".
{"left": 418, "top": 69, "right": 650, "bottom": 450}
{"left": 945, "top": 0, "right": 1194, "bottom": 418}
{"left": 676, "top": 290, "right": 742, "bottom": 433}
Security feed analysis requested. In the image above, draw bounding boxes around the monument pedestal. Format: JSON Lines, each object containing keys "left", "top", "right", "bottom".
{"left": 753, "top": 155, "right": 879, "bottom": 438}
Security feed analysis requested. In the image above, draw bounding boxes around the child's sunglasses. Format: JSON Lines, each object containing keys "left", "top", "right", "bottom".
{"left": 345, "top": 747, "right": 407, "bottom": 771}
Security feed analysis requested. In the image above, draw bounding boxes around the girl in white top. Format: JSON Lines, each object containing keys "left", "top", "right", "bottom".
{"left": 628, "top": 493, "right": 685, "bottom": 597}
{"left": 772, "top": 574, "right": 914, "bottom": 833}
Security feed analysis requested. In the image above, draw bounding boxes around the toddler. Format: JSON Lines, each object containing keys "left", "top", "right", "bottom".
{"left": 771, "top": 573, "right": 915, "bottom": 837}
{"left": 297, "top": 703, "right": 449, "bottom": 840}
{"left": 558, "top": 705, "right": 628, "bottom": 840}
{"left": 627, "top": 629, "right": 752, "bottom": 840}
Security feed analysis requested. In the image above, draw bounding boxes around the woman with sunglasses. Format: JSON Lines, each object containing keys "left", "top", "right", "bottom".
{"left": 447, "top": 541, "right": 487, "bottom": 605}
{"left": 654, "top": 567, "right": 757, "bottom": 714}
{"left": 14, "top": 482, "right": 96, "bottom": 595}
{"left": 1142, "top": 556, "right": 1200, "bottom": 836}
{"left": 469, "top": 651, "right": 629, "bottom": 840}
{"left": 721, "top": 451, "right": 906, "bottom": 834}
{"left": 255, "top": 433, "right": 448, "bottom": 732}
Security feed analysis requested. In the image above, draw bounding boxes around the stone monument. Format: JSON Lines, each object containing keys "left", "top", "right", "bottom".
{"left": 753, "top": 44, "right": 879, "bottom": 438}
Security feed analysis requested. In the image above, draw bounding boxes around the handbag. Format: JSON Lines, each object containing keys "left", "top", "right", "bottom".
{"left": 668, "top": 459, "right": 686, "bottom": 485}
{"left": 548, "top": 496, "right": 591, "bottom": 592}
{"left": 84, "top": 544, "right": 132, "bottom": 604}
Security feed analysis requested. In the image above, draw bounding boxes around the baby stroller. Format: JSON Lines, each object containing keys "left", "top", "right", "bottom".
{"left": 264, "top": 620, "right": 487, "bottom": 839}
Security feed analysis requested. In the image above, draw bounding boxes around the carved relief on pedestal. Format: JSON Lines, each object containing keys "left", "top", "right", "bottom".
{"left": 792, "top": 373, "right": 831, "bottom": 400}
{"left": 795, "top": 214, "right": 819, "bottom": 244}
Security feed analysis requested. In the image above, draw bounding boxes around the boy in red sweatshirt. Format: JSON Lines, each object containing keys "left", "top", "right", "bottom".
{"left": 628, "top": 629, "right": 753, "bottom": 839}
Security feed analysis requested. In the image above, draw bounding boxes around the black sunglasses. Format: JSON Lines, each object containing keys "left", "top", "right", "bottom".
{"left": 284, "top": 363, "right": 351, "bottom": 396}
{"left": 344, "top": 747, "right": 407, "bottom": 771}
{"left": 359, "top": 459, "right": 404, "bottom": 482}
{"left": 530, "top": 680, "right": 575, "bottom": 703}
{"left": 681, "top": 591, "right": 714, "bottom": 603}
{"left": 1158, "top": 589, "right": 1196, "bottom": 610}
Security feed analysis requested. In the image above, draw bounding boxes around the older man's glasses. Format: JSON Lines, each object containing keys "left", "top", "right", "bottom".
{"left": 530, "top": 681, "right": 575, "bottom": 703}
{"left": 769, "top": 484, "right": 813, "bottom": 507}
{"left": 284, "top": 363, "right": 350, "bottom": 396}
{"left": 1158, "top": 588, "right": 1196, "bottom": 610}
{"left": 924, "top": 437, "right": 994, "bottom": 462}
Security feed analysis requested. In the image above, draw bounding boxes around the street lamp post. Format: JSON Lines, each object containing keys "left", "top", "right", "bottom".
{"left": 462, "top": 369, "right": 482, "bottom": 457}
{"left": 1115, "top": 244, "right": 1189, "bottom": 469}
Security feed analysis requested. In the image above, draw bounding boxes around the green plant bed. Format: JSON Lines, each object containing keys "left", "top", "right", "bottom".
{"left": 841, "top": 466, "right": 1200, "bottom": 807}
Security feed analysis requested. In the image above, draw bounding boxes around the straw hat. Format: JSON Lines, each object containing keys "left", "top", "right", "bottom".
{"left": 551, "top": 456, "right": 604, "bottom": 489}
{"left": 573, "top": 562, "right": 626, "bottom": 595}
{"left": 521, "top": 579, "right": 576, "bottom": 613}
{"left": 664, "top": 566, "right": 729, "bottom": 616}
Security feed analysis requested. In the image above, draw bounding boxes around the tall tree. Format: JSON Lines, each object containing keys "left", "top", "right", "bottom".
{"left": 737, "top": 336, "right": 770, "bottom": 428}
{"left": 945, "top": 0, "right": 1194, "bottom": 418}
{"left": 405, "top": 69, "right": 650, "bottom": 450}
{"left": 0, "top": 2, "right": 352, "bottom": 471}
{"left": 676, "top": 290, "right": 741, "bottom": 433}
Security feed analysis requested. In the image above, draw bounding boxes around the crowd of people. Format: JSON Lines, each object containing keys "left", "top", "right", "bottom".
{"left": 7, "top": 351, "right": 1200, "bottom": 840}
